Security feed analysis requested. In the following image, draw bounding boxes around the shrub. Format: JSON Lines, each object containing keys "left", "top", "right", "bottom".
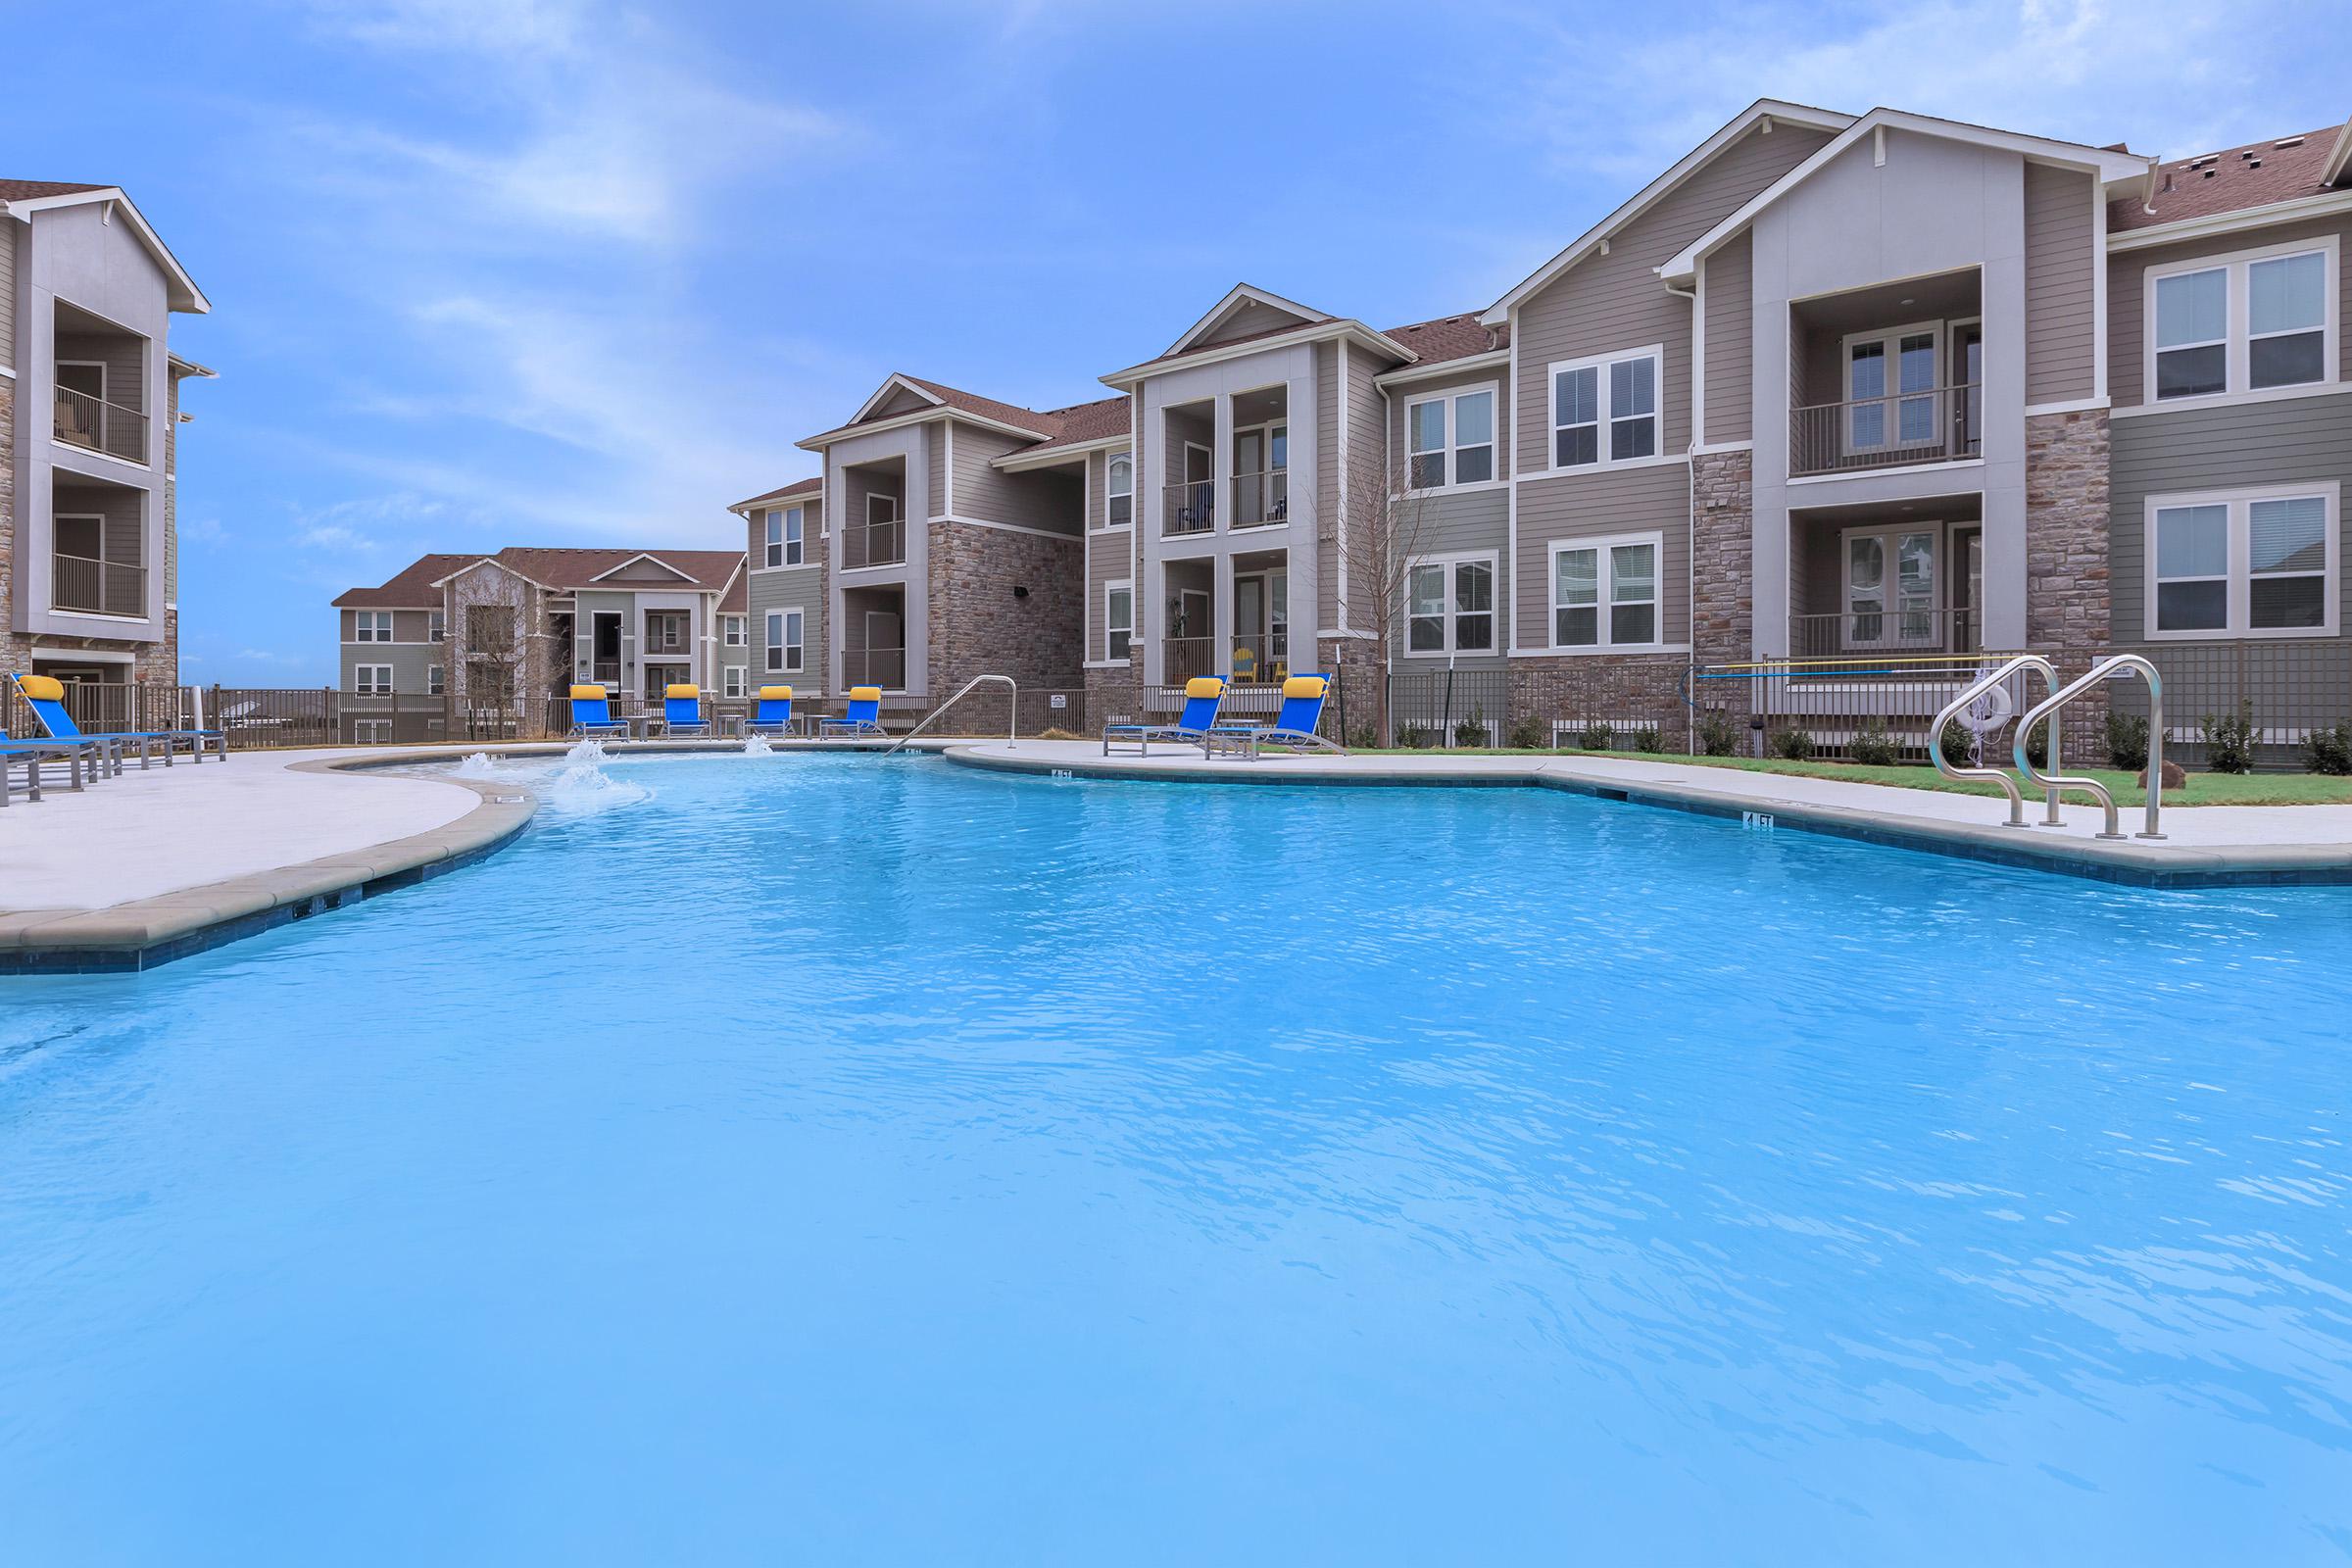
{"left": 1768, "top": 726, "right": 1814, "bottom": 761}
{"left": 1035, "top": 726, "right": 1084, "bottom": 742}
{"left": 1847, "top": 716, "right": 1899, "bottom": 766}
{"left": 1938, "top": 718, "right": 1977, "bottom": 768}
{"left": 1626, "top": 724, "right": 1663, "bottom": 754}
{"left": 2105, "top": 711, "right": 2150, "bottom": 771}
{"left": 1397, "top": 723, "right": 1440, "bottom": 750}
{"left": 1454, "top": 705, "right": 1491, "bottom": 750}
{"left": 2305, "top": 719, "right": 2352, "bottom": 776}
{"left": 2022, "top": 718, "right": 2049, "bottom": 770}
{"left": 1346, "top": 723, "right": 1380, "bottom": 750}
{"left": 1578, "top": 719, "right": 1616, "bottom": 752}
{"left": 1506, "top": 714, "right": 1550, "bottom": 751}
{"left": 1696, "top": 708, "right": 1740, "bottom": 757}
{"left": 2202, "top": 701, "right": 2259, "bottom": 773}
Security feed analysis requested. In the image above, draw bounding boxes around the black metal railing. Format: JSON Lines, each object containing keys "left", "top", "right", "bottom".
{"left": 1230, "top": 470, "right": 1290, "bottom": 529}
{"left": 1789, "top": 607, "right": 1979, "bottom": 659}
{"left": 51, "top": 552, "right": 146, "bottom": 616}
{"left": 844, "top": 517, "right": 906, "bottom": 568}
{"left": 1791, "top": 383, "right": 1980, "bottom": 477}
{"left": 1162, "top": 480, "right": 1214, "bottom": 535}
{"left": 53, "top": 383, "right": 149, "bottom": 464}
{"left": 843, "top": 647, "right": 907, "bottom": 689}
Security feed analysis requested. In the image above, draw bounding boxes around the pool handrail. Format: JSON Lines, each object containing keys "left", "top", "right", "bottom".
{"left": 1929, "top": 655, "right": 2060, "bottom": 828}
{"left": 882, "top": 674, "right": 1016, "bottom": 756}
{"left": 2014, "top": 655, "right": 2167, "bottom": 841}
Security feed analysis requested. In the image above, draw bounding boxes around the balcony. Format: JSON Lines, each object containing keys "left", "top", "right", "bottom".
{"left": 1231, "top": 470, "right": 1289, "bottom": 529}
{"left": 1791, "top": 383, "right": 1982, "bottom": 477}
{"left": 1162, "top": 479, "right": 1214, "bottom": 536}
{"left": 53, "top": 383, "right": 149, "bottom": 465}
{"left": 843, "top": 646, "right": 906, "bottom": 689}
{"left": 843, "top": 515, "right": 906, "bottom": 569}
{"left": 1790, "top": 607, "right": 1979, "bottom": 659}
{"left": 53, "top": 551, "right": 146, "bottom": 617}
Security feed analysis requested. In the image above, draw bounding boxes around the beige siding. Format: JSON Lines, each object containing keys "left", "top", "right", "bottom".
{"left": 1191, "top": 298, "right": 1313, "bottom": 351}
{"left": 54, "top": 327, "right": 146, "bottom": 416}
{"left": 1085, "top": 449, "right": 1136, "bottom": 662}
{"left": 2024, "top": 164, "right": 2096, "bottom": 405}
{"left": 1702, "top": 231, "right": 1753, "bottom": 443}
{"left": 1388, "top": 367, "right": 1511, "bottom": 478}
{"left": 392, "top": 610, "right": 432, "bottom": 643}
{"left": 869, "top": 385, "right": 932, "bottom": 419}
{"left": 0, "top": 221, "right": 15, "bottom": 365}
{"left": 951, "top": 421, "right": 1084, "bottom": 535}
{"left": 2108, "top": 212, "right": 2352, "bottom": 408}
{"left": 1315, "top": 341, "right": 1339, "bottom": 626}
{"left": 924, "top": 421, "right": 947, "bottom": 516}
{"left": 1514, "top": 122, "right": 1834, "bottom": 470}
{"left": 1345, "top": 345, "right": 1386, "bottom": 625}
{"left": 1513, "top": 460, "right": 1690, "bottom": 648}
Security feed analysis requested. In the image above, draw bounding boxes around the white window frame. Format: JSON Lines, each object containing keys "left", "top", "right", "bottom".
{"left": 1403, "top": 385, "right": 1500, "bottom": 494}
{"left": 1105, "top": 579, "right": 1133, "bottom": 662}
{"left": 1400, "top": 550, "right": 1498, "bottom": 658}
{"left": 1546, "top": 346, "right": 1662, "bottom": 471}
{"left": 1547, "top": 531, "right": 1665, "bottom": 652}
{"left": 1838, "top": 319, "right": 1946, "bottom": 456}
{"left": 352, "top": 610, "right": 394, "bottom": 644}
{"left": 766, "top": 609, "right": 804, "bottom": 673}
{"left": 723, "top": 665, "right": 746, "bottom": 699}
{"left": 722, "top": 614, "right": 746, "bottom": 647}
{"left": 427, "top": 663, "right": 444, "bottom": 697}
{"left": 783, "top": 506, "right": 805, "bottom": 565}
{"left": 2142, "top": 481, "right": 2340, "bottom": 641}
{"left": 354, "top": 663, "right": 394, "bottom": 696}
{"left": 1103, "top": 452, "right": 1134, "bottom": 530}
{"left": 2143, "top": 235, "right": 2339, "bottom": 409}
{"left": 428, "top": 608, "right": 445, "bottom": 643}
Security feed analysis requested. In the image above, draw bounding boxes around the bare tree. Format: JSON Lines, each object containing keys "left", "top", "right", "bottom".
{"left": 1327, "top": 437, "right": 1442, "bottom": 746}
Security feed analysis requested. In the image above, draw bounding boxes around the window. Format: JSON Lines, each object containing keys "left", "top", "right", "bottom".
{"left": 354, "top": 664, "right": 393, "bottom": 695}
{"left": 2147, "top": 239, "right": 2338, "bottom": 403}
{"left": 1404, "top": 555, "right": 1495, "bottom": 655}
{"left": 1550, "top": 534, "right": 1662, "bottom": 650}
{"left": 762, "top": 507, "right": 805, "bottom": 567}
{"left": 1104, "top": 454, "right": 1133, "bottom": 528}
{"left": 427, "top": 663, "right": 445, "bottom": 697}
{"left": 1404, "top": 388, "right": 1496, "bottom": 491}
{"left": 1550, "top": 349, "right": 1660, "bottom": 469}
{"left": 354, "top": 611, "right": 393, "bottom": 643}
{"left": 2147, "top": 483, "right": 2339, "bottom": 639}
{"left": 1842, "top": 324, "right": 1943, "bottom": 451}
{"left": 723, "top": 665, "right": 746, "bottom": 699}
{"left": 428, "top": 609, "right": 445, "bottom": 643}
{"left": 766, "top": 609, "right": 804, "bottom": 673}
{"left": 1106, "top": 582, "right": 1133, "bottom": 662}
{"left": 722, "top": 615, "right": 746, "bottom": 647}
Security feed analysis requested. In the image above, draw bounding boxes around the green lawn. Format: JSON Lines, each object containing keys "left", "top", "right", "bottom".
{"left": 1355, "top": 747, "right": 2352, "bottom": 807}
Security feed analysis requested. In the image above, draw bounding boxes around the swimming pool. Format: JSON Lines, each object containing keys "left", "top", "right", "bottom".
{"left": 5, "top": 752, "right": 2350, "bottom": 1563}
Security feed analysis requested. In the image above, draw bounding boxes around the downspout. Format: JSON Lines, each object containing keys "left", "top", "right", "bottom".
{"left": 1665, "top": 278, "right": 1700, "bottom": 754}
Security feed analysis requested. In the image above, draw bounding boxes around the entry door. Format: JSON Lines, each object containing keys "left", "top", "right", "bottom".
{"left": 1845, "top": 528, "right": 1939, "bottom": 649}
{"left": 1234, "top": 575, "right": 1265, "bottom": 679}
{"left": 1952, "top": 323, "right": 1984, "bottom": 457}
{"left": 1955, "top": 528, "right": 1984, "bottom": 653}
{"left": 1184, "top": 442, "right": 1213, "bottom": 528}
{"left": 863, "top": 609, "right": 904, "bottom": 688}
{"left": 1234, "top": 430, "right": 1265, "bottom": 524}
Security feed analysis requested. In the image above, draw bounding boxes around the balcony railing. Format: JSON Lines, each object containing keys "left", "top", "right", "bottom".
{"left": 1163, "top": 480, "right": 1214, "bottom": 536}
{"left": 1160, "top": 634, "right": 1290, "bottom": 684}
{"left": 1791, "top": 383, "right": 1981, "bottom": 477}
{"left": 1230, "top": 470, "right": 1290, "bottom": 529}
{"left": 1161, "top": 636, "right": 1214, "bottom": 683}
{"left": 52, "top": 551, "right": 146, "bottom": 617}
{"left": 844, "top": 517, "right": 906, "bottom": 568}
{"left": 53, "top": 384, "right": 149, "bottom": 464}
{"left": 1789, "top": 607, "right": 1979, "bottom": 659}
{"left": 843, "top": 646, "right": 907, "bottom": 689}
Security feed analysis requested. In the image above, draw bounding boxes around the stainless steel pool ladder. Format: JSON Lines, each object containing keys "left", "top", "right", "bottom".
{"left": 1932, "top": 655, "right": 2061, "bottom": 828}
{"left": 881, "top": 673, "right": 1018, "bottom": 757}
{"left": 2014, "top": 655, "right": 2168, "bottom": 841}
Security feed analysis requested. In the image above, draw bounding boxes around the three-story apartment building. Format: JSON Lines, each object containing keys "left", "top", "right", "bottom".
{"left": 746, "top": 100, "right": 2348, "bottom": 745}
{"left": 3, "top": 180, "right": 210, "bottom": 688}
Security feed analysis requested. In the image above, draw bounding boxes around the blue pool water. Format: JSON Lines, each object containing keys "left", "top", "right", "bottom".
{"left": 5, "top": 753, "right": 2352, "bottom": 1564}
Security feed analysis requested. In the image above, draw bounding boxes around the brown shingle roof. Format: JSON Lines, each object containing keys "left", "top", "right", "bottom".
{"left": 2111, "top": 122, "right": 2348, "bottom": 233}
{"left": 1018, "top": 394, "right": 1131, "bottom": 454}
{"left": 334, "top": 547, "right": 748, "bottom": 606}
{"left": 1381, "top": 314, "right": 1510, "bottom": 366}
{"left": 733, "top": 475, "right": 823, "bottom": 510}
{"left": 719, "top": 570, "right": 748, "bottom": 613}
{"left": 0, "top": 179, "right": 110, "bottom": 204}
{"left": 898, "top": 375, "right": 1059, "bottom": 436}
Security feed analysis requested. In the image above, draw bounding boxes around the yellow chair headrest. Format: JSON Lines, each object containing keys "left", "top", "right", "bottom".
{"left": 569, "top": 684, "right": 607, "bottom": 702}
{"left": 17, "top": 674, "right": 66, "bottom": 702}
{"left": 758, "top": 685, "right": 794, "bottom": 702}
{"left": 850, "top": 686, "right": 882, "bottom": 702}
{"left": 1184, "top": 676, "right": 1225, "bottom": 700}
{"left": 1282, "top": 675, "right": 1328, "bottom": 700}
{"left": 664, "top": 684, "right": 700, "bottom": 701}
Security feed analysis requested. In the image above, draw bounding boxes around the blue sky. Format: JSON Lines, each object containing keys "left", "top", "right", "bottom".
{"left": 4, "top": 0, "right": 2341, "bottom": 685}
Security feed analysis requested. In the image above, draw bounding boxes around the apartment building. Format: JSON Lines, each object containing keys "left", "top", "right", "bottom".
{"left": 332, "top": 546, "right": 748, "bottom": 740}
{"left": 738, "top": 99, "right": 2352, "bottom": 740}
{"left": 3, "top": 180, "right": 210, "bottom": 688}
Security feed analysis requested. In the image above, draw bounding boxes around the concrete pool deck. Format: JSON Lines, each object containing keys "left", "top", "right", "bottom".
{"left": 4, "top": 736, "right": 2351, "bottom": 972}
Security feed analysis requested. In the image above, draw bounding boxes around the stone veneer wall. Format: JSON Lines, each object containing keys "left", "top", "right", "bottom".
{"left": 1508, "top": 656, "right": 1696, "bottom": 750}
{"left": 925, "top": 520, "right": 1084, "bottom": 696}
{"left": 2025, "top": 409, "right": 2112, "bottom": 662}
{"left": 1689, "top": 448, "right": 1755, "bottom": 734}
{"left": 0, "top": 379, "right": 22, "bottom": 679}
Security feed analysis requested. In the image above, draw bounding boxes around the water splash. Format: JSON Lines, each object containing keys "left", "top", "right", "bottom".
{"left": 743, "top": 734, "right": 774, "bottom": 756}
{"left": 564, "top": 738, "right": 610, "bottom": 765}
{"left": 453, "top": 752, "right": 501, "bottom": 778}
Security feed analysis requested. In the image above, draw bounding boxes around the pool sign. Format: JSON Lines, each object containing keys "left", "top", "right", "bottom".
{"left": 1049, "top": 694, "right": 1066, "bottom": 709}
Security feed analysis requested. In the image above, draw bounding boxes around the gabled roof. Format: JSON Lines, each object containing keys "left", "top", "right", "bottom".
{"left": 0, "top": 181, "right": 210, "bottom": 313}
{"left": 732, "top": 475, "right": 823, "bottom": 512}
{"left": 803, "top": 371, "right": 1064, "bottom": 449}
{"left": 1480, "top": 99, "right": 1854, "bottom": 324}
{"left": 587, "top": 551, "right": 698, "bottom": 585}
{"left": 717, "top": 559, "right": 748, "bottom": 613}
{"left": 1657, "top": 107, "right": 2154, "bottom": 284}
{"left": 2112, "top": 121, "right": 2352, "bottom": 235}
{"left": 1382, "top": 314, "right": 1509, "bottom": 368}
{"left": 848, "top": 372, "right": 947, "bottom": 423}
{"left": 331, "top": 553, "right": 476, "bottom": 609}
{"left": 2328, "top": 119, "right": 2352, "bottom": 189}
{"left": 345, "top": 547, "right": 749, "bottom": 601}
{"left": 1162, "top": 283, "right": 1332, "bottom": 358}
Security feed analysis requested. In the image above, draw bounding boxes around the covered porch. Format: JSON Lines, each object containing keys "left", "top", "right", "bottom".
{"left": 1788, "top": 494, "right": 1985, "bottom": 661}
{"left": 1158, "top": 548, "right": 1292, "bottom": 686}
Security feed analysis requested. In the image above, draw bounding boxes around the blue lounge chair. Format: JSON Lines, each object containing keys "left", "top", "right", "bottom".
{"left": 1209, "top": 674, "right": 1344, "bottom": 760}
{"left": 661, "top": 683, "right": 712, "bottom": 738}
{"left": 0, "top": 740, "right": 93, "bottom": 802}
{"left": 748, "top": 685, "right": 798, "bottom": 737}
{"left": 567, "top": 683, "right": 630, "bottom": 741}
{"left": 13, "top": 672, "right": 222, "bottom": 768}
{"left": 818, "top": 686, "right": 887, "bottom": 738}
{"left": 1103, "top": 676, "right": 1225, "bottom": 757}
